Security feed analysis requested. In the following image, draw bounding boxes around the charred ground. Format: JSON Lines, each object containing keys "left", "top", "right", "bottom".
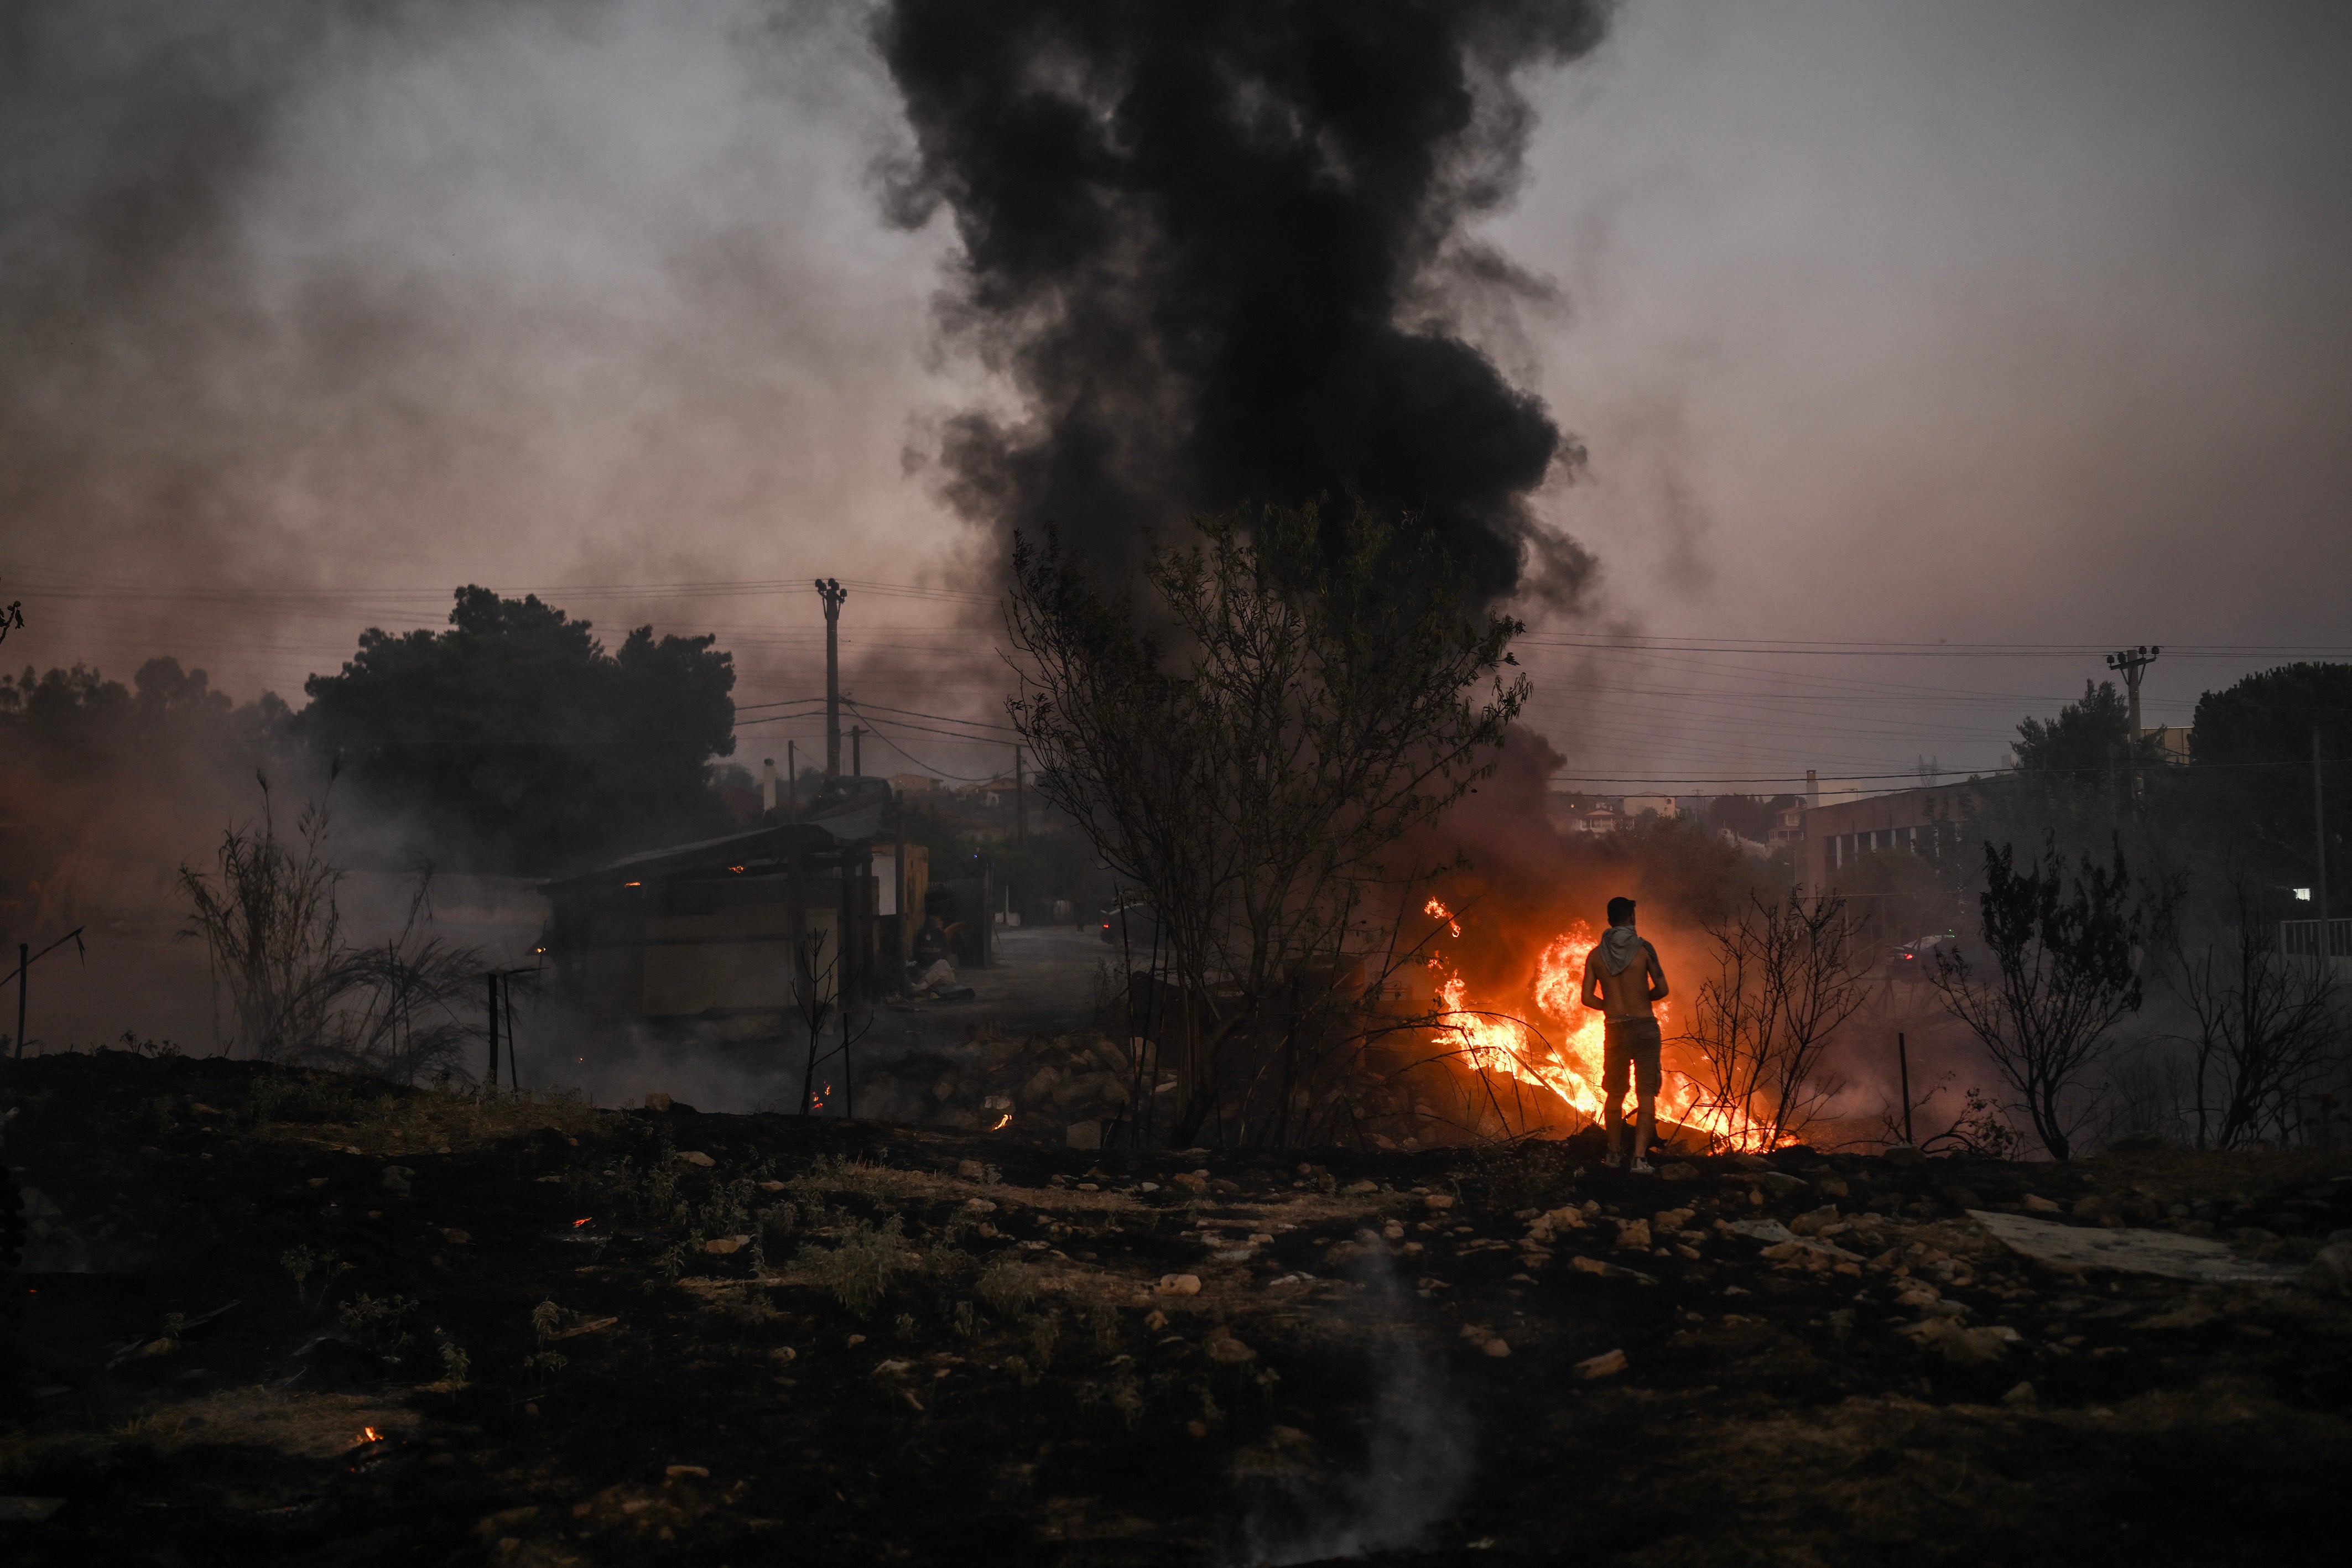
{"left": 3, "top": 1049, "right": 2349, "bottom": 1566}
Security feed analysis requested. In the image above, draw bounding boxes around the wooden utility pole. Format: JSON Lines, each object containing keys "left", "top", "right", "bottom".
{"left": 1897, "top": 1032, "right": 1913, "bottom": 1146}
{"left": 787, "top": 739, "right": 797, "bottom": 814}
{"left": 484, "top": 972, "right": 501, "bottom": 1087}
{"left": 850, "top": 725, "right": 863, "bottom": 778}
{"left": 1014, "top": 745, "right": 1025, "bottom": 846}
{"left": 2105, "top": 645, "right": 2160, "bottom": 805}
{"left": 8, "top": 929, "right": 85, "bottom": 1060}
{"left": 816, "top": 578, "right": 848, "bottom": 779}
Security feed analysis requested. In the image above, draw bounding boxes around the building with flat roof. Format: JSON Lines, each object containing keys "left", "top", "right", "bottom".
{"left": 1796, "top": 780, "right": 1978, "bottom": 892}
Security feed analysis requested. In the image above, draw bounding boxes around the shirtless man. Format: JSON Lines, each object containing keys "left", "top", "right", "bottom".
{"left": 1579, "top": 896, "right": 1670, "bottom": 1173}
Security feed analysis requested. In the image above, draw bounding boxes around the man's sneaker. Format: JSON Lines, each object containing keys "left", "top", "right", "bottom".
{"left": 1600, "top": 1152, "right": 1622, "bottom": 1169}
{"left": 1629, "top": 1158, "right": 1656, "bottom": 1175}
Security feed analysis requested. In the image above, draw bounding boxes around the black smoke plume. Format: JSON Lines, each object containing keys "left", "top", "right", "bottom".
{"left": 877, "top": 0, "right": 1608, "bottom": 603}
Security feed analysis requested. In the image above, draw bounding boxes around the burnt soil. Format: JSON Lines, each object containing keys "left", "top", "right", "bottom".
{"left": 3, "top": 1049, "right": 2349, "bottom": 1567}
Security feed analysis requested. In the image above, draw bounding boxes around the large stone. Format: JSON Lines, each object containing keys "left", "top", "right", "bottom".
{"left": 1968, "top": 1210, "right": 2300, "bottom": 1283}
{"left": 1065, "top": 1121, "right": 1102, "bottom": 1151}
{"left": 2306, "top": 1241, "right": 2352, "bottom": 1296}
{"left": 1573, "top": 1348, "right": 1627, "bottom": 1380}
{"left": 1614, "top": 1220, "right": 1652, "bottom": 1251}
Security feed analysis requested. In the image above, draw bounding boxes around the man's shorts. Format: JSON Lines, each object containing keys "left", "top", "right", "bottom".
{"left": 1602, "top": 1017, "right": 1663, "bottom": 1101}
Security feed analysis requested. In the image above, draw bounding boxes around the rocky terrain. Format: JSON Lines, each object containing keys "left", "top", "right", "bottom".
{"left": 3, "top": 1046, "right": 2349, "bottom": 1566}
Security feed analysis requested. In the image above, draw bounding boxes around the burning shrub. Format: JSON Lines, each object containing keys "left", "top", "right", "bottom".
{"left": 799, "top": 1216, "right": 913, "bottom": 1317}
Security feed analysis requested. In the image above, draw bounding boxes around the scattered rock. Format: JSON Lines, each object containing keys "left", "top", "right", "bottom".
{"left": 705, "top": 1237, "right": 742, "bottom": 1254}
{"left": 644, "top": 1092, "right": 673, "bottom": 1112}
{"left": 441, "top": 1228, "right": 471, "bottom": 1245}
{"left": 1789, "top": 1204, "right": 1840, "bottom": 1236}
{"left": 1753, "top": 1171, "right": 1808, "bottom": 1200}
{"left": 1481, "top": 1337, "right": 1513, "bottom": 1359}
{"left": 2307, "top": 1241, "right": 2352, "bottom": 1296}
{"left": 1424, "top": 1194, "right": 1457, "bottom": 1211}
{"left": 2022, "top": 1194, "right": 2062, "bottom": 1213}
{"left": 675, "top": 1151, "right": 716, "bottom": 1169}
{"left": 1573, "top": 1348, "right": 1627, "bottom": 1380}
{"left": 1900, "top": 1317, "right": 2018, "bottom": 1364}
{"left": 1725, "top": 1219, "right": 1795, "bottom": 1245}
{"left": 2002, "top": 1381, "right": 2038, "bottom": 1407}
{"left": 1065, "top": 1121, "right": 1102, "bottom": 1151}
{"left": 757, "top": 1179, "right": 786, "bottom": 1192}
{"left": 1614, "top": 1220, "right": 1652, "bottom": 1251}
{"left": 665, "top": 1464, "right": 709, "bottom": 1480}
{"left": 1204, "top": 1332, "right": 1256, "bottom": 1364}
{"left": 1658, "top": 1163, "right": 1698, "bottom": 1182}
{"left": 1882, "top": 1145, "right": 1925, "bottom": 1166}
{"left": 473, "top": 1506, "right": 540, "bottom": 1540}
{"left": 1156, "top": 1274, "right": 1203, "bottom": 1297}
{"left": 1810, "top": 1175, "right": 1849, "bottom": 1199}
{"left": 1969, "top": 1210, "right": 2301, "bottom": 1283}
{"left": 379, "top": 1167, "right": 412, "bottom": 1196}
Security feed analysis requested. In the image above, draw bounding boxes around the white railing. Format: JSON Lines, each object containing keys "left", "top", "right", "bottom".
{"left": 2280, "top": 918, "right": 2352, "bottom": 961}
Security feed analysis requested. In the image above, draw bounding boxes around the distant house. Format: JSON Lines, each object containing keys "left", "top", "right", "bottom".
{"left": 889, "top": 772, "right": 936, "bottom": 795}
{"left": 1620, "top": 794, "right": 1678, "bottom": 821}
{"left": 1768, "top": 803, "right": 1806, "bottom": 850}
{"left": 2140, "top": 726, "right": 2193, "bottom": 765}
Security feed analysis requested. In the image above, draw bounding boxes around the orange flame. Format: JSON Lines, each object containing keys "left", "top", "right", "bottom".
{"left": 573, "top": 1217, "right": 592, "bottom": 1228}
{"left": 361, "top": 1426, "right": 380, "bottom": 1443}
{"left": 1427, "top": 920, "right": 1783, "bottom": 1152}
{"left": 988, "top": 1112, "right": 1011, "bottom": 1132}
{"left": 1424, "top": 897, "right": 1461, "bottom": 938}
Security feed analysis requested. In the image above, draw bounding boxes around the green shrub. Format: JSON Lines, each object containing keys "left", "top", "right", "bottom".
{"left": 799, "top": 1216, "right": 912, "bottom": 1317}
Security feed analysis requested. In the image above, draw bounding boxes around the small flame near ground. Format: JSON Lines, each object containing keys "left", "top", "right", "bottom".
{"left": 988, "top": 1112, "right": 1011, "bottom": 1132}
{"left": 359, "top": 1426, "right": 379, "bottom": 1444}
{"left": 572, "top": 1217, "right": 592, "bottom": 1228}
{"left": 1422, "top": 903, "right": 1783, "bottom": 1152}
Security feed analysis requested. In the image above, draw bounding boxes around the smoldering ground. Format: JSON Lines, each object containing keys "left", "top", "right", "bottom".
{"left": 1230, "top": 1252, "right": 1475, "bottom": 1567}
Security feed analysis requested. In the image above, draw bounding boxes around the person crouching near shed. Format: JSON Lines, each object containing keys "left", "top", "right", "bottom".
{"left": 1580, "top": 895, "right": 1670, "bottom": 1173}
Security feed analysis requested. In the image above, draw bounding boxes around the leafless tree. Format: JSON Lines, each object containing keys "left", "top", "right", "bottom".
{"left": 792, "top": 925, "right": 837, "bottom": 1116}
{"left": 180, "top": 776, "right": 483, "bottom": 1082}
{"left": 1685, "top": 888, "right": 1871, "bottom": 1148}
{"left": 1006, "top": 502, "right": 1526, "bottom": 1146}
{"left": 2169, "top": 880, "right": 2343, "bottom": 1148}
{"left": 1928, "top": 838, "right": 2158, "bottom": 1160}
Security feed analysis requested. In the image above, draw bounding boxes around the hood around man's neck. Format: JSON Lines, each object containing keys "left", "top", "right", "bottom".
{"left": 1599, "top": 923, "right": 1643, "bottom": 975}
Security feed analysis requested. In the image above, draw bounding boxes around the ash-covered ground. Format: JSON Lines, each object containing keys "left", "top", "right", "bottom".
{"left": 3, "top": 1049, "right": 2349, "bottom": 1566}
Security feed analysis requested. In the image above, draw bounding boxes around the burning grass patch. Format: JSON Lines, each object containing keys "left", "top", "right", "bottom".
{"left": 109, "top": 1388, "right": 418, "bottom": 1460}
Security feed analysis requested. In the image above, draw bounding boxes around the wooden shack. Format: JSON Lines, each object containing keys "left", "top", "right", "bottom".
{"left": 540, "top": 815, "right": 922, "bottom": 1030}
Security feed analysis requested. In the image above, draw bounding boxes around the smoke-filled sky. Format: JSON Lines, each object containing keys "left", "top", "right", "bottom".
{"left": 4, "top": 0, "right": 2349, "bottom": 793}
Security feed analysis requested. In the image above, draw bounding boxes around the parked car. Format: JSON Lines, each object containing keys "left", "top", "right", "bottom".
{"left": 1099, "top": 898, "right": 1160, "bottom": 954}
{"left": 1887, "top": 932, "right": 1958, "bottom": 980}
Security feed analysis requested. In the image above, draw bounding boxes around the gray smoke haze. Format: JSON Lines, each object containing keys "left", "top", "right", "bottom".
{"left": 0, "top": 0, "right": 955, "bottom": 705}
{"left": 4, "top": 0, "right": 2348, "bottom": 787}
